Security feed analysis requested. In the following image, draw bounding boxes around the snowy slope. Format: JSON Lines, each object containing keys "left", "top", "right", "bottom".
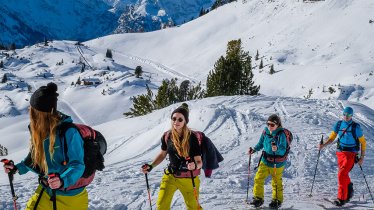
{"left": 0, "top": 0, "right": 374, "bottom": 209}
{"left": 0, "top": 96, "right": 373, "bottom": 209}
{"left": 87, "top": 0, "right": 374, "bottom": 109}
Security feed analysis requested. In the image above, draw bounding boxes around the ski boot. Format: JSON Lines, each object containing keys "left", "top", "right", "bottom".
{"left": 269, "top": 199, "right": 282, "bottom": 209}
{"left": 249, "top": 197, "right": 264, "bottom": 208}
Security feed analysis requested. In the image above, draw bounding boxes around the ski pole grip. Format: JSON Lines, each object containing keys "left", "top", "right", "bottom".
{"left": 320, "top": 135, "right": 324, "bottom": 145}
{"left": 48, "top": 173, "right": 59, "bottom": 179}
{"left": 1, "top": 159, "right": 13, "bottom": 165}
{"left": 186, "top": 157, "right": 193, "bottom": 163}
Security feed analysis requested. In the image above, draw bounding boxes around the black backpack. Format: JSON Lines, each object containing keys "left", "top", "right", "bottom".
{"left": 59, "top": 122, "right": 107, "bottom": 179}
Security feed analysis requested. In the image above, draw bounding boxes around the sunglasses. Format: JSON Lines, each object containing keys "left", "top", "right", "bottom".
{"left": 343, "top": 113, "right": 352, "bottom": 117}
{"left": 267, "top": 122, "right": 277, "bottom": 128}
{"left": 172, "top": 117, "right": 184, "bottom": 122}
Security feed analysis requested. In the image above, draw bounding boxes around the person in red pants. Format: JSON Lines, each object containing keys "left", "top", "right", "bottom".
{"left": 319, "top": 106, "right": 366, "bottom": 206}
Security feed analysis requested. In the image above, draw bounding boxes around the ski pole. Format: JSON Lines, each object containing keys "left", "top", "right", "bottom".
{"left": 186, "top": 157, "right": 201, "bottom": 210}
{"left": 254, "top": 151, "right": 264, "bottom": 170}
{"left": 309, "top": 135, "right": 323, "bottom": 197}
{"left": 271, "top": 141, "right": 278, "bottom": 210}
{"left": 1, "top": 159, "right": 18, "bottom": 210}
{"left": 246, "top": 149, "right": 252, "bottom": 204}
{"left": 48, "top": 173, "right": 59, "bottom": 210}
{"left": 145, "top": 173, "right": 153, "bottom": 210}
{"left": 358, "top": 165, "right": 374, "bottom": 204}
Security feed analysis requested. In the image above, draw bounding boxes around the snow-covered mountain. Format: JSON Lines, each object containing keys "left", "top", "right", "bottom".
{"left": 0, "top": 0, "right": 215, "bottom": 47}
{"left": 0, "top": 0, "right": 118, "bottom": 47}
{"left": 0, "top": 0, "right": 374, "bottom": 209}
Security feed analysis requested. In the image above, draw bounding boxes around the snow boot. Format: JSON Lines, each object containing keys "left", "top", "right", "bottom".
{"left": 348, "top": 182, "right": 354, "bottom": 201}
{"left": 333, "top": 199, "right": 347, "bottom": 207}
{"left": 269, "top": 199, "right": 282, "bottom": 209}
{"left": 249, "top": 197, "right": 264, "bottom": 207}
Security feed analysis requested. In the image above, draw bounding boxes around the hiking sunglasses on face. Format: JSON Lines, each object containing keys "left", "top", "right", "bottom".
{"left": 1, "top": 159, "right": 18, "bottom": 210}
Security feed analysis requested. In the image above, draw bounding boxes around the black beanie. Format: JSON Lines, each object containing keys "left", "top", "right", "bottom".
{"left": 30, "top": 82, "right": 59, "bottom": 113}
{"left": 171, "top": 103, "right": 189, "bottom": 123}
{"left": 267, "top": 114, "right": 282, "bottom": 127}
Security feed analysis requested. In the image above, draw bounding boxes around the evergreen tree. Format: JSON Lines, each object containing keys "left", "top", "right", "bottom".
{"left": 2, "top": 74, "right": 7, "bottom": 83}
{"left": 179, "top": 80, "right": 190, "bottom": 101}
{"left": 259, "top": 58, "right": 263, "bottom": 69}
{"left": 124, "top": 85, "right": 155, "bottom": 117}
{"left": 0, "top": 60, "right": 3, "bottom": 68}
{"left": 199, "top": 8, "right": 205, "bottom": 16}
{"left": 269, "top": 64, "right": 275, "bottom": 74}
{"left": 328, "top": 87, "right": 336, "bottom": 94}
{"left": 44, "top": 38, "right": 49, "bottom": 46}
{"left": 76, "top": 77, "right": 81, "bottom": 85}
{"left": 155, "top": 78, "right": 179, "bottom": 109}
{"left": 135, "top": 66, "right": 143, "bottom": 78}
{"left": 106, "top": 49, "right": 113, "bottom": 58}
{"left": 187, "top": 82, "right": 205, "bottom": 100}
{"left": 206, "top": 39, "right": 259, "bottom": 97}
{"left": 255, "top": 50, "right": 259, "bottom": 61}
{"left": 81, "top": 63, "right": 86, "bottom": 73}
{"left": 10, "top": 43, "right": 16, "bottom": 51}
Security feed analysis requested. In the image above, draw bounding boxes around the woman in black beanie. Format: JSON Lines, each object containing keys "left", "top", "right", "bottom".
{"left": 3, "top": 82, "right": 88, "bottom": 210}
{"left": 141, "top": 103, "right": 204, "bottom": 210}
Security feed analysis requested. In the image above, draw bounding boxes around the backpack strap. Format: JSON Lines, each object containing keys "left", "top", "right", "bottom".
{"left": 58, "top": 122, "right": 77, "bottom": 166}
{"left": 337, "top": 122, "right": 354, "bottom": 144}
{"left": 191, "top": 131, "right": 203, "bottom": 146}
{"left": 351, "top": 122, "right": 360, "bottom": 150}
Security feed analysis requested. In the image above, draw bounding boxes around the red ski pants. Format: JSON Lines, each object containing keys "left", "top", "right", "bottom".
{"left": 336, "top": 151, "right": 356, "bottom": 201}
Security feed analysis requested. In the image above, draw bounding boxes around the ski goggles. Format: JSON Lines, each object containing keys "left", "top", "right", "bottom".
{"left": 172, "top": 117, "right": 184, "bottom": 122}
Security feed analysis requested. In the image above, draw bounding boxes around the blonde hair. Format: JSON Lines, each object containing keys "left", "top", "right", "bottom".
{"left": 29, "top": 107, "right": 60, "bottom": 173}
{"left": 170, "top": 123, "right": 191, "bottom": 158}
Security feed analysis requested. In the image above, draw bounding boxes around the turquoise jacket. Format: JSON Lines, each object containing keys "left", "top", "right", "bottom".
{"left": 16, "top": 113, "right": 85, "bottom": 196}
{"left": 253, "top": 127, "right": 288, "bottom": 168}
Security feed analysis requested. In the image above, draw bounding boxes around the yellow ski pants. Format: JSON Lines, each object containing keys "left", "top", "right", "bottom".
{"left": 25, "top": 185, "right": 88, "bottom": 210}
{"left": 157, "top": 173, "right": 203, "bottom": 210}
{"left": 253, "top": 162, "right": 284, "bottom": 202}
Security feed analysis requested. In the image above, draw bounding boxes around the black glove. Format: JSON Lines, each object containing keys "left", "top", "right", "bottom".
{"left": 249, "top": 147, "right": 255, "bottom": 154}
{"left": 142, "top": 163, "right": 153, "bottom": 172}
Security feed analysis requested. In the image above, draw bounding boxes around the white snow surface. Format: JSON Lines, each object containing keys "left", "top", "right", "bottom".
{"left": 0, "top": 0, "right": 374, "bottom": 209}
{"left": 0, "top": 96, "right": 374, "bottom": 209}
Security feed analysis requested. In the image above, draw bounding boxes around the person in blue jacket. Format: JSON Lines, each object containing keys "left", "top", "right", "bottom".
{"left": 319, "top": 106, "right": 366, "bottom": 206}
{"left": 248, "top": 114, "right": 287, "bottom": 209}
{"left": 3, "top": 82, "right": 88, "bottom": 210}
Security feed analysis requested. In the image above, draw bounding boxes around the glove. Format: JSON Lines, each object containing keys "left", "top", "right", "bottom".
{"left": 142, "top": 163, "right": 153, "bottom": 172}
{"left": 249, "top": 147, "right": 255, "bottom": 154}
{"left": 1, "top": 159, "right": 18, "bottom": 175}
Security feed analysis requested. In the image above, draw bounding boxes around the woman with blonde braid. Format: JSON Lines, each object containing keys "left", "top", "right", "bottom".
{"left": 141, "top": 103, "right": 204, "bottom": 210}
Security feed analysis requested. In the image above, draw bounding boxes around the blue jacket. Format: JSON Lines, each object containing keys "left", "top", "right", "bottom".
{"left": 254, "top": 127, "right": 288, "bottom": 168}
{"left": 16, "top": 113, "right": 85, "bottom": 196}
{"left": 333, "top": 119, "right": 363, "bottom": 152}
